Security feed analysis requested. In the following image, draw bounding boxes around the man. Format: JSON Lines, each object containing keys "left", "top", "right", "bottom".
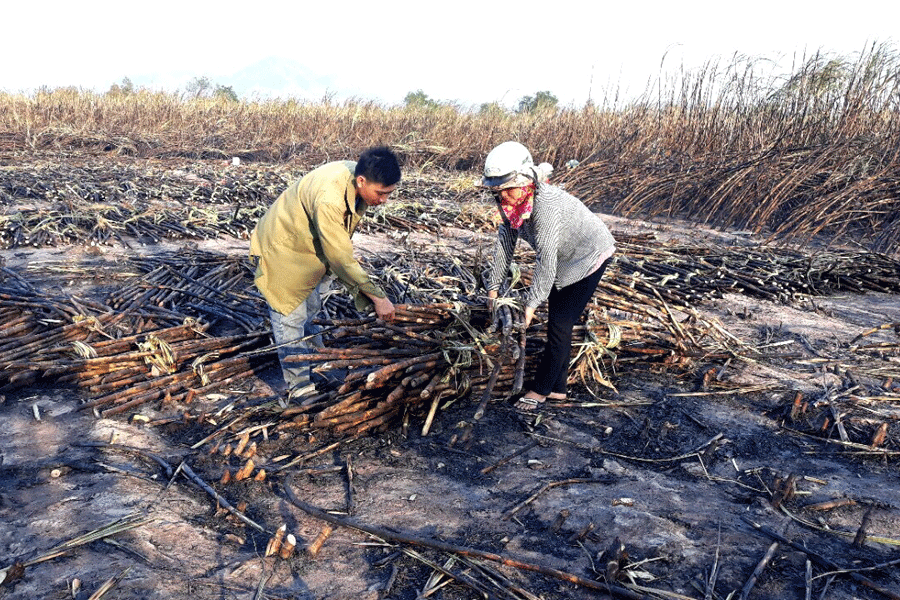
{"left": 250, "top": 147, "right": 400, "bottom": 398}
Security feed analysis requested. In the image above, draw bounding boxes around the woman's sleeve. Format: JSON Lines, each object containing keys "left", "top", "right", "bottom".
{"left": 526, "top": 206, "right": 562, "bottom": 308}
{"left": 487, "top": 223, "right": 518, "bottom": 292}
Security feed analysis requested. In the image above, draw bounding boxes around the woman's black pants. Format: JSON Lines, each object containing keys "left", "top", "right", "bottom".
{"left": 530, "top": 259, "right": 610, "bottom": 396}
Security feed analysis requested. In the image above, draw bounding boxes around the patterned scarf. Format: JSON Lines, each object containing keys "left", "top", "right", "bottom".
{"left": 498, "top": 184, "right": 535, "bottom": 229}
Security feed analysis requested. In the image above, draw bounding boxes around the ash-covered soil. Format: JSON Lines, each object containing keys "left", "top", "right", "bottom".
{"left": 1, "top": 173, "right": 899, "bottom": 600}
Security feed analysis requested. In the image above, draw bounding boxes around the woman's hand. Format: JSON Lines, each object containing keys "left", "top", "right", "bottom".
{"left": 524, "top": 306, "right": 536, "bottom": 328}
{"left": 486, "top": 290, "right": 498, "bottom": 312}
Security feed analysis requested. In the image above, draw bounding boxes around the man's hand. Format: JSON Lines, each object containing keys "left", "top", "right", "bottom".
{"left": 371, "top": 295, "right": 395, "bottom": 322}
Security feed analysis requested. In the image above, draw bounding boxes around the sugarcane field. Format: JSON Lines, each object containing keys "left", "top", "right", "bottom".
{"left": 2, "top": 57, "right": 900, "bottom": 600}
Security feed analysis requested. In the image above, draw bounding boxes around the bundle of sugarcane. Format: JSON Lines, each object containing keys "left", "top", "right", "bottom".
{"left": 2, "top": 315, "right": 195, "bottom": 388}
{"left": 77, "top": 330, "right": 274, "bottom": 418}
{"left": 277, "top": 304, "right": 474, "bottom": 437}
{"left": 0, "top": 293, "right": 275, "bottom": 412}
{"left": 272, "top": 285, "right": 739, "bottom": 440}
{"left": 1, "top": 254, "right": 276, "bottom": 403}
{"left": 0, "top": 279, "right": 128, "bottom": 390}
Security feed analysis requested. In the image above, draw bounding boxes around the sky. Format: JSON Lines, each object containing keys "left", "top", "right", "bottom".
{"left": 3, "top": 0, "right": 898, "bottom": 108}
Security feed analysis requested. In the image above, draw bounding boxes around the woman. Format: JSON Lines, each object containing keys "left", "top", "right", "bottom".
{"left": 482, "top": 141, "right": 616, "bottom": 410}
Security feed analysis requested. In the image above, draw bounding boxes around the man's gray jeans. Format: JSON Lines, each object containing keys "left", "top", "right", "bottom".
{"left": 268, "top": 276, "right": 333, "bottom": 392}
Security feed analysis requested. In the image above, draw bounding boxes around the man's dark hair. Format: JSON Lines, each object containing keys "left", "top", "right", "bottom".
{"left": 355, "top": 147, "right": 401, "bottom": 185}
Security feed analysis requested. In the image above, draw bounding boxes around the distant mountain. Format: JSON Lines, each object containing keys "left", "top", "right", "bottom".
{"left": 225, "top": 56, "right": 337, "bottom": 101}
{"left": 123, "top": 56, "right": 346, "bottom": 102}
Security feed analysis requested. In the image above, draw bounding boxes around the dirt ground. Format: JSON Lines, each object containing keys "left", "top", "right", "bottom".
{"left": 1, "top": 207, "right": 899, "bottom": 600}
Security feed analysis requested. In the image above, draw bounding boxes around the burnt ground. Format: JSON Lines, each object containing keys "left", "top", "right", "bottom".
{"left": 1, "top": 210, "right": 899, "bottom": 600}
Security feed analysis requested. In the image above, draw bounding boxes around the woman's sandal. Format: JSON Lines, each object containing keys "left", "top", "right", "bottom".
{"left": 514, "top": 394, "right": 545, "bottom": 411}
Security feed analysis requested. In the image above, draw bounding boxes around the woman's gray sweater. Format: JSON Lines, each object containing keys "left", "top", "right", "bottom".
{"left": 487, "top": 183, "right": 616, "bottom": 308}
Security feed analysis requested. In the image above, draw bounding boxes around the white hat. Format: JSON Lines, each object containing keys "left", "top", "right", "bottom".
{"left": 481, "top": 141, "right": 534, "bottom": 189}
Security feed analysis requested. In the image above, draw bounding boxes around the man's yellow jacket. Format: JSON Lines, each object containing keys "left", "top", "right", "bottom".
{"left": 250, "top": 160, "right": 387, "bottom": 315}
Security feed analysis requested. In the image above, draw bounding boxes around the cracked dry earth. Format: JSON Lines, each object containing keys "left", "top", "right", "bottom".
{"left": 1, "top": 218, "right": 899, "bottom": 600}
